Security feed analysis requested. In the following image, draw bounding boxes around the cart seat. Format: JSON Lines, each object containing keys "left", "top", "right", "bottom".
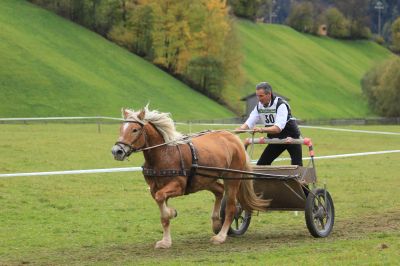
{"left": 251, "top": 165, "right": 316, "bottom": 184}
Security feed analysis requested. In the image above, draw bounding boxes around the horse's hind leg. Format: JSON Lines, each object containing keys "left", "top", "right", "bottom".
{"left": 153, "top": 180, "right": 184, "bottom": 249}
{"left": 211, "top": 180, "right": 240, "bottom": 244}
{"left": 208, "top": 181, "right": 224, "bottom": 234}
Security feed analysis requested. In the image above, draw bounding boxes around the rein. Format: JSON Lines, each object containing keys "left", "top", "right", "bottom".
{"left": 117, "top": 119, "right": 213, "bottom": 154}
{"left": 137, "top": 130, "right": 211, "bottom": 152}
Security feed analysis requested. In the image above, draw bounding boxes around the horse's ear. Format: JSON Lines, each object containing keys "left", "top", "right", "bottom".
{"left": 138, "top": 109, "right": 145, "bottom": 121}
{"left": 121, "top": 108, "right": 129, "bottom": 120}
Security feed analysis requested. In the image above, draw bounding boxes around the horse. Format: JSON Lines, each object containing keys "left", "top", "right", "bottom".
{"left": 111, "top": 106, "right": 269, "bottom": 249}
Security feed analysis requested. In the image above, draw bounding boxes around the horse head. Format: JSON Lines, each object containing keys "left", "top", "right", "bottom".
{"left": 111, "top": 108, "right": 147, "bottom": 161}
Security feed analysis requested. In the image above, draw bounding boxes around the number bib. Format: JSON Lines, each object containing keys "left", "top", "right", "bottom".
{"left": 257, "top": 97, "right": 282, "bottom": 126}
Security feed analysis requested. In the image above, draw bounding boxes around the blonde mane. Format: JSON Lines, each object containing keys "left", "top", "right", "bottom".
{"left": 123, "top": 105, "right": 186, "bottom": 145}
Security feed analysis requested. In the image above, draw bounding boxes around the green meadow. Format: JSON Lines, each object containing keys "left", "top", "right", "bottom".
{"left": 1, "top": 123, "right": 399, "bottom": 265}
{"left": 0, "top": 0, "right": 234, "bottom": 120}
{"left": 234, "top": 20, "right": 394, "bottom": 119}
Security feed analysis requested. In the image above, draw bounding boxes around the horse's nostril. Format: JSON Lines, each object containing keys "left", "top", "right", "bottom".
{"left": 112, "top": 146, "right": 124, "bottom": 157}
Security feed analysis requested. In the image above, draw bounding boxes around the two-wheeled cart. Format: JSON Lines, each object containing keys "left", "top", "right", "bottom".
{"left": 218, "top": 137, "right": 335, "bottom": 238}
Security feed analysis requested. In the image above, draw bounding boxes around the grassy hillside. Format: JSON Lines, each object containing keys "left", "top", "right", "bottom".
{"left": 0, "top": 0, "right": 395, "bottom": 121}
{"left": 0, "top": 0, "right": 234, "bottom": 120}
{"left": 231, "top": 20, "right": 394, "bottom": 119}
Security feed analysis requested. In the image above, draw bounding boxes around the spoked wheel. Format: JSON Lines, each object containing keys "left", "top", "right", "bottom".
{"left": 220, "top": 196, "right": 251, "bottom": 236}
{"left": 305, "top": 188, "right": 335, "bottom": 238}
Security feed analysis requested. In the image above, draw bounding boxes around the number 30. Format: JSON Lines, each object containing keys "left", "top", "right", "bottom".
{"left": 265, "top": 114, "right": 275, "bottom": 123}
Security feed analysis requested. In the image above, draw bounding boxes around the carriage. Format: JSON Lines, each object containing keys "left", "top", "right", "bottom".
{"left": 112, "top": 106, "right": 335, "bottom": 248}
{"left": 219, "top": 137, "right": 335, "bottom": 238}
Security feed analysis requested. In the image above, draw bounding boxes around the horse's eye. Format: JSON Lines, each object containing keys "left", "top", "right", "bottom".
{"left": 132, "top": 128, "right": 139, "bottom": 133}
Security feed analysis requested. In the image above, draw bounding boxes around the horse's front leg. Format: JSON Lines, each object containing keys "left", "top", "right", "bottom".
{"left": 154, "top": 180, "right": 184, "bottom": 249}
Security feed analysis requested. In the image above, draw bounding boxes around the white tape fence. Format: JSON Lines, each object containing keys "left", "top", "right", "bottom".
{"left": 1, "top": 150, "right": 400, "bottom": 179}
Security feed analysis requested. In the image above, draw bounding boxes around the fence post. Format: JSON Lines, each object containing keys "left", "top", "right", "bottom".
{"left": 97, "top": 116, "right": 101, "bottom": 134}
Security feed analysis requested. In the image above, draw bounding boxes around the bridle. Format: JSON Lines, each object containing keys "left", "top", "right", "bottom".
{"left": 114, "top": 120, "right": 148, "bottom": 156}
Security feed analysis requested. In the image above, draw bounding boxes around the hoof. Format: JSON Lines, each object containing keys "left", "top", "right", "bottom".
{"left": 155, "top": 240, "right": 172, "bottom": 249}
{"left": 212, "top": 221, "right": 222, "bottom": 235}
{"left": 210, "top": 235, "right": 225, "bottom": 245}
{"left": 212, "top": 227, "right": 221, "bottom": 235}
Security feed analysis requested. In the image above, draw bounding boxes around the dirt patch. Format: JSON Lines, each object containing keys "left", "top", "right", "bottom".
{"left": 334, "top": 209, "right": 400, "bottom": 238}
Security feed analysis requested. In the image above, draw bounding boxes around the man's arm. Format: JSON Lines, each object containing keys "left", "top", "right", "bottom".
{"left": 236, "top": 123, "right": 250, "bottom": 131}
{"left": 254, "top": 125, "right": 281, "bottom": 134}
{"left": 235, "top": 105, "right": 260, "bottom": 131}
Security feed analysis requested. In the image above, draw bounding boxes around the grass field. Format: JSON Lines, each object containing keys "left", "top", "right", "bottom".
{"left": 0, "top": 123, "right": 399, "bottom": 265}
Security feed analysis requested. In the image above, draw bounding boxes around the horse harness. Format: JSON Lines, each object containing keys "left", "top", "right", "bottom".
{"left": 142, "top": 141, "right": 198, "bottom": 194}
{"left": 116, "top": 119, "right": 206, "bottom": 194}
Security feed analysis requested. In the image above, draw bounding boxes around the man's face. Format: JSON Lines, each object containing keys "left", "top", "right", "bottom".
{"left": 256, "top": 89, "right": 271, "bottom": 105}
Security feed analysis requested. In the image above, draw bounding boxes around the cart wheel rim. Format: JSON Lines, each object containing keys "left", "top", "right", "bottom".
{"left": 230, "top": 202, "right": 247, "bottom": 230}
{"left": 305, "top": 189, "right": 335, "bottom": 237}
{"left": 312, "top": 195, "right": 333, "bottom": 234}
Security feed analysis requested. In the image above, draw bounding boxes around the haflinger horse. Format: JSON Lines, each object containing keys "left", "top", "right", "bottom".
{"left": 111, "top": 106, "right": 269, "bottom": 249}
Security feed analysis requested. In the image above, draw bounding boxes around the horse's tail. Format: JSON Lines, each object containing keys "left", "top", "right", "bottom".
{"left": 237, "top": 162, "right": 271, "bottom": 212}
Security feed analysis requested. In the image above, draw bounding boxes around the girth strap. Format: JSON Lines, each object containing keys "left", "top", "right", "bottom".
{"left": 186, "top": 141, "right": 198, "bottom": 194}
{"left": 142, "top": 168, "right": 189, "bottom": 176}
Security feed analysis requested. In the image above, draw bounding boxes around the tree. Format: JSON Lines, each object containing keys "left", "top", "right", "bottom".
{"left": 391, "top": 17, "right": 400, "bottom": 53}
{"left": 286, "top": 2, "right": 315, "bottom": 33}
{"left": 333, "top": 0, "right": 370, "bottom": 39}
{"left": 150, "top": 0, "right": 193, "bottom": 74}
{"left": 187, "top": 57, "right": 224, "bottom": 97}
{"left": 107, "top": 0, "right": 138, "bottom": 50}
{"left": 227, "top": 0, "right": 267, "bottom": 21}
{"left": 362, "top": 57, "right": 400, "bottom": 117}
{"left": 324, "top": 7, "right": 350, "bottom": 38}
{"left": 116, "top": 0, "right": 137, "bottom": 26}
{"left": 129, "top": 4, "right": 155, "bottom": 57}
{"left": 186, "top": 0, "right": 232, "bottom": 98}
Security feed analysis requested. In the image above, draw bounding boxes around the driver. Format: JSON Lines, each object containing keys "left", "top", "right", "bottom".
{"left": 236, "top": 81, "right": 303, "bottom": 166}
